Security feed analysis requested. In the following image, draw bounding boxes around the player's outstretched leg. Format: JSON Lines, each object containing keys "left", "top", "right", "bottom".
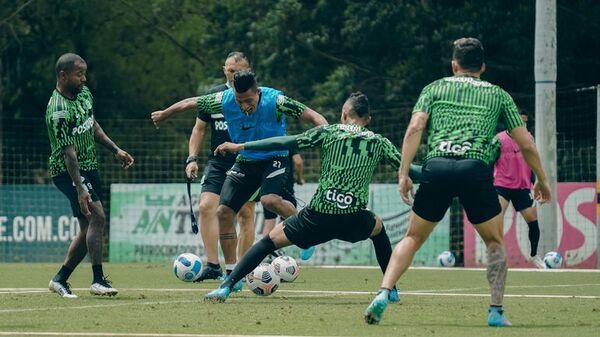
{"left": 364, "top": 288, "right": 390, "bottom": 325}
{"left": 205, "top": 235, "right": 278, "bottom": 303}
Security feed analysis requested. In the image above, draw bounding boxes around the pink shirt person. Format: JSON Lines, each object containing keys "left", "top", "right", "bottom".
{"left": 493, "top": 131, "right": 533, "bottom": 189}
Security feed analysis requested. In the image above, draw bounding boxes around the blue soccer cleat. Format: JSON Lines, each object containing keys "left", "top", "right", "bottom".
{"left": 232, "top": 278, "right": 243, "bottom": 293}
{"left": 388, "top": 286, "right": 400, "bottom": 303}
{"left": 300, "top": 246, "right": 316, "bottom": 260}
{"left": 487, "top": 308, "right": 512, "bottom": 327}
{"left": 364, "top": 289, "right": 390, "bottom": 325}
{"left": 204, "top": 287, "right": 231, "bottom": 303}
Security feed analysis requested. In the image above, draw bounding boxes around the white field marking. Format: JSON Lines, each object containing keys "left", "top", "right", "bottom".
{"left": 407, "top": 283, "right": 600, "bottom": 293}
{"left": 0, "top": 333, "right": 334, "bottom": 337}
{"left": 318, "top": 265, "right": 600, "bottom": 272}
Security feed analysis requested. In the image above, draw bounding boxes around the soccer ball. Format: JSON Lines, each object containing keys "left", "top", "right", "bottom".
{"left": 173, "top": 253, "right": 202, "bottom": 282}
{"left": 271, "top": 256, "right": 300, "bottom": 282}
{"left": 543, "top": 251, "right": 563, "bottom": 269}
{"left": 438, "top": 251, "right": 456, "bottom": 267}
{"left": 246, "top": 263, "right": 280, "bottom": 296}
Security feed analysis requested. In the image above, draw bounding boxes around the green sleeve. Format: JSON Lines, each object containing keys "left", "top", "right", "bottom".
{"left": 244, "top": 135, "right": 299, "bottom": 151}
{"left": 296, "top": 126, "right": 329, "bottom": 149}
{"left": 196, "top": 92, "right": 223, "bottom": 115}
{"left": 48, "top": 99, "right": 75, "bottom": 148}
{"left": 380, "top": 137, "right": 402, "bottom": 170}
{"left": 412, "top": 84, "right": 432, "bottom": 114}
{"left": 499, "top": 90, "right": 524, "bottom": 131}
{"left": 275, "top": 95, "right": 305, "bottom": 120}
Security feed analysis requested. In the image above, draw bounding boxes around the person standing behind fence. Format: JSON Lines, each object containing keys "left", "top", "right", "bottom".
{"left": 46, "top": 53, "right": 134, "bottom": 298}
{"left": 493, "top": 110, "right": 545, "bottom": 269}
{"left": 364, "top": 38, "right": 551, "bottom": 327}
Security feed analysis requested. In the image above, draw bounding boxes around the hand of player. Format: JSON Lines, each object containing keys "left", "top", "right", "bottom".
{"left": 185, "top": 161, "right": 199, "bottom": 180}
{"left": 398, "top": 174, "right": 415, "bottom": 206}
{"left": 115, "top": 149, "right": 134, "bottom": 169}
{"left": 214, "top": 142, "right": 243, "bottom": 156}
{"left": 532, "top": 180, "right": 551, "bottom": 204}
{"left": 150, "top": 110, "right": 169, "bottom": 128}
{"left": 77, "top": 189, "right": 92, "bottom": 216}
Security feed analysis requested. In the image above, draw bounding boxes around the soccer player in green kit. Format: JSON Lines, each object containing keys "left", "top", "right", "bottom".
{"left": 46, "top": 53, "right": 134, "bottom": 298}
{"left": 364, "top": 38, "right": 551, "bottom": 327}
{"left": 203, "top": 92, "right": 421, "bottom": 303}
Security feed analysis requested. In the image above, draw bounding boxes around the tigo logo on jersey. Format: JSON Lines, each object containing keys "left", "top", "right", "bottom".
{"left": 438, "top": 140, "right": 472, "bottom": 155}
{"left": 72, "top": 117, "right": 94, "bottom": 135}
{"left": 325, "top": 189, "right": 355, "bottom": 209}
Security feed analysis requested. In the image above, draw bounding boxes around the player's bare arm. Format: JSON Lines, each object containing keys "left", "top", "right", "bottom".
{"left": 185, "top": 118, "right": 207, "bottom": 179}
{"left": 150, "top": 97, "right": 198, "bottom": 128}
{"left": 299, "top": 107, "right": 328, "bottom": 126}
{"left": 509, "top": 126, "right": 551, "bottom": 203}
{"left": 399, "top": 111, "right": 428, "bottom": 205}
{"left": 61, "top": 145, "right": 91, "bottom": 216}
{"left": 93, "top": 120, "right": 134, "bottom": 169}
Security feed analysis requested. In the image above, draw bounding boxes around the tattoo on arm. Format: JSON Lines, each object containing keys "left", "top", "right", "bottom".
{"left": 62, "top": 146, "right": 85, "bottom": 190}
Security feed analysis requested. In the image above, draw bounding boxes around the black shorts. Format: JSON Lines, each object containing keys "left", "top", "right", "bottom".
{"left": 52, "top": 170, "right": 102, "bottom": 217}
{"left": 495, "top": 187, "right": 534, "bottom": 211}
{"left": 200, "top": 158, "right": 236, "bottom": 195}
{"left": 283, "top": 207, "right": 376, "bottom": 249}
{"left": 412, "top": 158, "right": 501, "bottom": 224}
{"left": 219, "top": 157, "right": 291, "bottom": 213}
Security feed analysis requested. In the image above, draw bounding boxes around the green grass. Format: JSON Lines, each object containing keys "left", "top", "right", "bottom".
{"left": 0, "top": 263, "right": 599, "bottom": 337}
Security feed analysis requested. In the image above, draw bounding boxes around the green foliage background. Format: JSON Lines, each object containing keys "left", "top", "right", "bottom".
{"left": 2, "top": 0, "right": 599, "bottom": 121}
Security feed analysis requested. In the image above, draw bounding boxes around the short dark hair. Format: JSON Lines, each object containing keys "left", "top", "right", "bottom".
{"left": 452, "top": 38, "right": 484, "bottom": 72}
{"left": 233, "top": 70, "right": 257, "bottom": 93}
{"left": 226, "top": 51, "right": 249, "bottom": 64}
{"left": 346, "top": 91, "right": 369, "bottom": 118}
{"left": 55, "top": 53, "right": 85, "bottom": 76}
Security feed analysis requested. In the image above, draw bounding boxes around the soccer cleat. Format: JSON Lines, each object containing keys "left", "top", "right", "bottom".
{"left": 364, "top": 289, "right": 390, "bottom": 325}
{"left": 90, "top": 277, "right": 118, "bottom": 296}
{"left": 195, "top": 265, "right": 224, "bottom": 282}
{"left": 300, "top": 246, "right": 315, "bottom": 260}
{"left": 531, "top": 255, "right": 546, "bottom": 269}
{"left": 204, "top": 287, "right": 231, "bottom": 303}
{"left": 49, "top": 279, "right": 77, "bottom": 298}
{"left": 487, "top": 308, "right": 512, "bottom": 327}
{"left": 232, "top": 278, "right": 244, "bottom": 292}
{"left": 388, "top": 286, "right": 400, "bottom": 303}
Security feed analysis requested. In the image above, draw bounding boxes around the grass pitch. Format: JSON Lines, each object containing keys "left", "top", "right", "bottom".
{"left": 0, "top": 263, "right": 599, "bottom": 337}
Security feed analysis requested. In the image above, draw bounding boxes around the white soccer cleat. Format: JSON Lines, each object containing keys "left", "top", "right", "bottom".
{"left": 531, "top": 255, "right": 546, "bottom": 269}
{"left": 49, "top": 279, "right": 78, "bottom": 298}
{"left": 90, "top": 277, "right": 118, "bottom": 296}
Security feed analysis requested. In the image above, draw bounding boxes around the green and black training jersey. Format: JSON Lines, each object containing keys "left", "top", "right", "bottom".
{"left": 296, "top": 124, "right": 401, "bottom": 214}
{"left": 45, "top": 86, "right": 98, "bottom": 177}
{"left": 413, "top": 76, "right": 523, "bottom": 164}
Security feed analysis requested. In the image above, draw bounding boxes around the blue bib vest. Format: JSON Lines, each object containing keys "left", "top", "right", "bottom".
{"left": 221, "top": 87, "right": 289, "bottom": 160}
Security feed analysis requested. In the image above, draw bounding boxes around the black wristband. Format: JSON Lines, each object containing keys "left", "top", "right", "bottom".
{"left": 185, "top": 155, "right": 197, "bottom": 165}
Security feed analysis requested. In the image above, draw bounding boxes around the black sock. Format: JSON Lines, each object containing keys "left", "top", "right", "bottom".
{"left": 92, "top": 264, "right": 104, "bottom": 283}
{"left": 221, "top": 236, "right": 276, "bottom": 289}
{"left": 527, "top": 220, "right": 540, "bottom": 256}
{"left": 371, "top": 227, "right": 392, "bottom": 274}
{"left": 53, "top": 265, "right": 74, "bottom": 282}
{"left": 207, "top": 262, "right": 221, "bottom": 270}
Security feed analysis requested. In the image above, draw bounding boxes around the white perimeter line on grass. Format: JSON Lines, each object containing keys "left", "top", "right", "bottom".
{"left": 0, "top": 289, "right": 598, "bottom": 314}
{"left": 0, "top": 333, "right": 333, "bottom": 337}
{"left": 318, "top": 265, "right": 600, "bottom": 272}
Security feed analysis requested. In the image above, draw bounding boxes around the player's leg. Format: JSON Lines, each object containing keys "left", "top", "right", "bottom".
{"left": 205, "top": 220, "right": 293, "bottom": 302}
{"left": 262, "top": 208, "right": 284, "bottom": 262}
{"left": 197, "top": 191, "right": 223, "bottom": 280}
{"left": 514, "top": 189, "right": 542, "bottom": 267}
{"left": 236, "top": 201, "right": 256, "bottom": 258}
{"left": 366, "top": 215, "right": 399, "bottom": 302}
{"left": 365, "top": 158, "right": 452, "bottom": 325}
{"left": 259, "top": 158, "right": 296, "bottom": 219}
{"left": 459, "top": 160, "right": 510, "bottom": 327}
{"left": 217, "top": 162, "right": 260, "bottom": 286}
